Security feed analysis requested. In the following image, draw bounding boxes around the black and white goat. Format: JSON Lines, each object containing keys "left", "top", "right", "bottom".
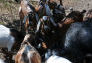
{"left": 0, "top": 25, "right": 24, "bottom": 52}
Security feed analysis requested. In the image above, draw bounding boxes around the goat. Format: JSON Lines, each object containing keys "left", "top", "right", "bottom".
{"left": 0, "top": 59, "right": 5, "bottom": 63}
{"left": 47, "top": 0, "right": 65, "bottom": 23}
{"left": 16, "top": 0, "right": 39, "bottom": 33}
{"left": 46, "top": 55, "right": 71, "bottom": 63}
{"left": 0, "top": 25, "right": 24, "bottom": 52}
{"left": 15, "top": 34, "right": 41, "bottom": 63}
{"left": 35, "top": 0, "right": 52, "bottom": 18}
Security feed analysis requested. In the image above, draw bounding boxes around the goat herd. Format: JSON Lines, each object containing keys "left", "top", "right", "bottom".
{"left": 0, "top": 0, "right": 92, "bottom": 63}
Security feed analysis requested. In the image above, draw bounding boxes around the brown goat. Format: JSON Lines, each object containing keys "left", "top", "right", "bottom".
{"left": 58, "top": 10, "right": 86, "bottom": 28}
{"left": 19, "top": 0, "right": 38, "bottom": 33}
{"left": 15, "top": 34, "right": 41, "bottom": 63}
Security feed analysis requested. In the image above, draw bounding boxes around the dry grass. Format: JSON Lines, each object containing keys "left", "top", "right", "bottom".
{"left": 0, "top": 0, "right": 38, "bottom": 27}
{"left": 0, "top": 0, "right": 19, "bottom": 26}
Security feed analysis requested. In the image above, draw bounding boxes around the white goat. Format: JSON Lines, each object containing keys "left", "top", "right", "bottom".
{"left": 0, "top": 25, "right": 24, "bottom": 51}
{"left": 46, "top": 55, "right": 72, "bottom": 63}
{"left": 0, "top": 59, "right": 5, "bottom": 63}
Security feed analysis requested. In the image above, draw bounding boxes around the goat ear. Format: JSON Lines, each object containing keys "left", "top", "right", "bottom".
{"left": 81, "top": 10, "right": 86, "bottom": 14}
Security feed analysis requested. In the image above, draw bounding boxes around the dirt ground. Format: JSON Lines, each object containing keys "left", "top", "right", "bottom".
{"left": 63, "top": 0, "right": 92, "bottom": 11}
{"left": 0, "top": 0, "right": 92, "bottom": 25}
{"left": 0, "top": 0, "right": 92, "bottom": 63}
